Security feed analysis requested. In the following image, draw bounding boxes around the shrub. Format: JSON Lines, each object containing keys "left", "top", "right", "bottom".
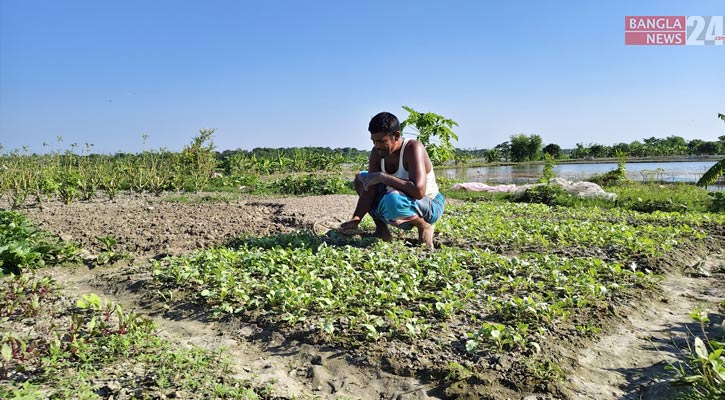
{"left": 707, "top": 191, "right": 725, "bottom": 213}
{"left": 627, "top": 198, "right": 689, "bottom": 213}
{"left": 514, "top": 185, "right": 569, "bottom": 207}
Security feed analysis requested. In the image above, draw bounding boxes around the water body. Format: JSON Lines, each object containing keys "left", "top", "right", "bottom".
{"left": 438, "top": 160, "right": 721, "bottom": 186}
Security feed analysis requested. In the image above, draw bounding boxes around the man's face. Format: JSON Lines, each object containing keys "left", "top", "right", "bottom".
{"left": 370, "top": 131, "right": 400, "bottom": 158}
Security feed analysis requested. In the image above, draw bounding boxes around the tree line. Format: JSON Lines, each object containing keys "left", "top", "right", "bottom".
{"left": 459, "top": 134, "right": 725, "bottom": 163}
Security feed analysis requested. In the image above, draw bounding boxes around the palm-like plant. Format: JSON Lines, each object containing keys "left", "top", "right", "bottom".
{"left": 696, "top": 114, "right": 725, "bottom": 186}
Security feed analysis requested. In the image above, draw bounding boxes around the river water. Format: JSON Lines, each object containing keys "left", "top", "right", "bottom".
{"left": 438, "top": 160, "right": 722, "bottom": 186}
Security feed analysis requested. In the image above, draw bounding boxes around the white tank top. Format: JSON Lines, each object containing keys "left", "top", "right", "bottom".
{"left": 380, "top": 138, "right": 439, "bottom": 199}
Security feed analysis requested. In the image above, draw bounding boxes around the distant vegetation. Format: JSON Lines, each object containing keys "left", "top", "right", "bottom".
{"left": 465, "top": 134, "right": 725, "bottom": 163}
{"left": 1, "top": 116, "right": 724, "bottom": 209}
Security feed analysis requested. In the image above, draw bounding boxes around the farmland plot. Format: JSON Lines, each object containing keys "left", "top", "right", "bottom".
{"left": 1, "top": 194, "right": 724, "bottom": 399}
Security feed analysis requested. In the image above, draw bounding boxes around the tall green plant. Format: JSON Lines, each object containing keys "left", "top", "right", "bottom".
{"left": 539, "top": 153, "right": 556, "bottom": 183}
{"left": 696, "top": 114, "right": 725, "bottom": 187}
{"left": 181, "top": 129, "right": 217, "bottom": 192}
{"left": 400, "top": 106, "right": 459, "bottom": 165}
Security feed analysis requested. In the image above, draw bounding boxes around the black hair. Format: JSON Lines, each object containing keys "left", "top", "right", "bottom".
{"left": 368, "top": 112, "right": 400, "bottom": 135}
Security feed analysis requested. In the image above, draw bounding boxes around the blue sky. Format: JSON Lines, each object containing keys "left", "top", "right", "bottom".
{"left": 1, "top": 0, "right": 723, "bottom": 154}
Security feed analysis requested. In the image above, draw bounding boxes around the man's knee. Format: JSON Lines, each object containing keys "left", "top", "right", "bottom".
{"left": 353, "top": 173, "right": 364, "bottom": 195}
{"left": 378, "top": 191, "right": 415, "bottom": 224}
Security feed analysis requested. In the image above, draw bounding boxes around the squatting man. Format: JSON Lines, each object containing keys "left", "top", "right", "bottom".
{"left": 340, "top": 112, "right": 445, "bottom": 248}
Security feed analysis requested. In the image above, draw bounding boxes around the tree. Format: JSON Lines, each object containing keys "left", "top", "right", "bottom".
{"left": 509, "top": 134, "right": 530, "bottom": 162}
{"left": 484, "top": 148, "right": 501, "bottom": 163}
{"left": 588, "top": 144, "right": 608, "bottom": 159}
{"left": 629, "top": 141, "right": 646, "bottom": 157}
{"left": 611, "top": 142, "right": 630, "bottom": 156}
{"left": 542, "top": 143, "right": 562, "bottom": 159}
{"left": 400, "top": 106, "right": 459, "bottom": 165}
{"left": 509, "top": 134, "right": 541, "bottom": 162}
{"left": 688, "top": 139, "right": 704, "bottom": 155}
{"left": 494, "top": 141, "right": 511, "bottom": 162}
{"left": 527, "top": 134, "right": 543, "bottom": 161}
{"left": 663, "top": 135, "right": 687, "bottom": 155}
{"left": 571, "top": 143, "right": 589, "bottom": 159}
{"left": 453, "top": 148, "right": 473, "bottom": 165}
{"left": 695, "top": 141, "right": 721, "bottom": 155}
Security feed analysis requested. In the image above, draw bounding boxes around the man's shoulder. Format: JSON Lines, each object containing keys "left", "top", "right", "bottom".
{"left": 404, "top": 139, "right": 426, "bottom": 156}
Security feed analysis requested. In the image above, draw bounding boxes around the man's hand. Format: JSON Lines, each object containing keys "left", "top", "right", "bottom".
{"left": 339, "top": 218, "right": 363, "bottom": 236}
{"left": 361, "top": 172, "right": 383, "bottom": 191}
{"left": 340, "top": 218, "right": 360, "bottom": 231}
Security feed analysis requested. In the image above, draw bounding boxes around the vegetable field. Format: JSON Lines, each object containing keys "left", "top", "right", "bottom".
{"left": 1, "top": 156, "right": 724, "bottom": 399}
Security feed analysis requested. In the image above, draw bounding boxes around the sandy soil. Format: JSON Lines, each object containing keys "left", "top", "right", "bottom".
{"left": 6, "top": 193, "right": 725, "bottom": 399}
{"left": 566, "top": 253, "right": 725, "bottom": 399}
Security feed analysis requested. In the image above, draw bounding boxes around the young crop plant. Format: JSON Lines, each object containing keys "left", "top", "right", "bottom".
{"left": 1, "top": 151, "right": 35, "bottom": 209}
{"left": 0, "top": 211, "right": 79, "bottom": 275}
{"left": 666, "top": 305, "right": 725, "bottom": 399}
{"left": 437, "top": 201, "right": 708, "bottom": 259}
{"left": 153, "top": 241, "right": 484, "bottom": 343}
{"left": 94, "top": 234, "right": 128, "bottom": 265}
{"left": 466, "top": 322, "right": 532, "bottom": 353}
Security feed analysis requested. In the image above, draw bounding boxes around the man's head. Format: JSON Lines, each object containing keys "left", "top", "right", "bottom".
{"left": 368, "top": 112, "right": 400, "bottom": 136}
{"left": 369, "top": 112, "right": 401, "bottom": 158}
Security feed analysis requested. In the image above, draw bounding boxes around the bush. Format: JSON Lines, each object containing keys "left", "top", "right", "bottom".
{"left": 514, "top": 185, "right": 569, "bottom": 207}
{"left": 627, "top": 198, "right": 689, "bottom": 213}
{"left": 707, "top": 191, "right": 725, "bottom": 213}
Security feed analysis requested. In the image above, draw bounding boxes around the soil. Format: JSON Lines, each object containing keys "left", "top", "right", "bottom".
{"left": 5, "top": 193, "right": 725, "bottom": 399}
{"left": 15, "top": 194, "right": 360, "bottom": 259}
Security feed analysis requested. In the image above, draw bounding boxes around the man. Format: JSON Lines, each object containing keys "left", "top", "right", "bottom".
{"left": 340, "top": 112, "right": 445, "bottom": 248}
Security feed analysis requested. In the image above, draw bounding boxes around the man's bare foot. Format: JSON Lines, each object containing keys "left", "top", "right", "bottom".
{"left": 373, "top": 219, "right": 393, "bottom": 241}
{"left": 417, "top": 222, "right": 435, "bottom": 249}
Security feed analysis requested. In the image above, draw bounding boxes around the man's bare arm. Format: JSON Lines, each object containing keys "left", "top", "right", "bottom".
{"left": 363, "top": 141, "right": 429, "bottom": 200}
